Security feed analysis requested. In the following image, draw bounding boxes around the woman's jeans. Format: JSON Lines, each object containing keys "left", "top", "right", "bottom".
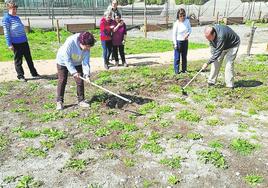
{"left": 174, "top": 40, "right": 188, "bottom": 74}
{"left": 101, "top": 40, "right": 113, "bottom": 64}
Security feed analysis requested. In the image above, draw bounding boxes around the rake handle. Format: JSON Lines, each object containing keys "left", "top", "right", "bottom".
{"left": 182, "top": 68, "right": 203, "bottom": 90}
{"left": 79, "top": 76, "right": 132, "bottom": 103}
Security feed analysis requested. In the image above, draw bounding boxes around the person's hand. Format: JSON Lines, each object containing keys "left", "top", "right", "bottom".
{"left": 73, "top": 72, "right": 80, "bottom": 79}
{"left": 110, "top": 25, "right": 115, "bottom": 29}
{"left": 9, "top": 45, "right": 14, "bottom": 51}
{"left": 202, "top": 63, "right": 209, "bottom": 70}
{"left": 83, "top": 74, "right": 90, "bottom": 81}
{"left": 173, "top": 45, "right": 177, "bottom": 50}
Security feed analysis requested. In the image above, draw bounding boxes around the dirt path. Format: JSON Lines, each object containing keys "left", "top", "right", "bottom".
{"left": 0, "top": 43, "right": 267, "bottom": 82}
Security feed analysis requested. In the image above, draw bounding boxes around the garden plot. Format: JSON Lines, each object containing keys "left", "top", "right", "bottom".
{"left": 0, "top": 54, "right": 267, "bottom": 188}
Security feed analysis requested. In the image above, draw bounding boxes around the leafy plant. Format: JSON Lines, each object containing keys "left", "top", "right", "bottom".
{"left": 142, "top": 140, "right": 164, "bottom": 154}
{"left": 72, "top": 139, "right": 91, "bottom": 154}
{"left": 230, "top": 138, "right": 259, "bottom": 155}
{"left": 16, "top": 175, "right": 43, "bottom": 188}
{"left": 160, "top": 156, "right": 183, "bottom": 169}
{"left": 40, "top": 140, "right": 55, "bottom": 150}
{"left": 138, "top": 101, "right": 157, "bottom": 115}
{"left": 159, "top": 120, "right": 173, "bottom": 128}
{"left": 244, "top": 174, "right": 264, "bottom": 186}
{"left": 42, "top": 128, "right": 66, "bottom": 140}
{"left": 187, "top": 133, "right": 203, "bottom": 140}
{"left": 25, "top": 147, "right": 47, "bottom": 158}
{"left": 171, "top": 97, "right": 188, "bottom": 105}
{"left": 39, "top": 112, "right": 64, "bottom": 122}
{"left": 205, "top": 103, "right": 217, "bottom": 113}
{"left": 206, "top": 117, "right": 223, "bottom": 126}
{"left": 176, "top": 110, "right": 201, "bottom": 122}
{"left": 95, "top": 127, "right": 110, "bottom": 137}
{"left": 197, "top": 150, "right": 228, "bottom": 169}
{"left": 65, "top": 111, "right": 80, "bottom": 118}
{"left": 167, "top": 175, "right": 180, "bottom": 185}
{"left": 42, "top": 102, "right": 56, "bottom": 110}
{"left": 0, "top": 134, "right": 9, "bottom": 152}
{"left": 208, "top": 140, "right": 223, "bottom": 149}
{"left": 65, "top": 159, "right": 87, "bottom": 171}
{"left": 122, "top": 158, "right": 135, "bottom": 167}
{"left": 20, "top": 130, "right": 40, "bottom": 138}
{"left": 80, "top": 114, "right": 101, "bottom": 127}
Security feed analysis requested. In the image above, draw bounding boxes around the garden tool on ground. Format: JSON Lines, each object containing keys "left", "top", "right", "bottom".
{"left": 181, "top": 68, "right": 204, "bottom": 96}
{"left": 79, "top": 76, "right": 132, "bottom": 103}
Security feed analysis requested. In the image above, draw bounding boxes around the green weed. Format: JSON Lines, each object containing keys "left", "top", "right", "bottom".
{"left": 105, "top": 142, "right": 122, "bottom": 149}
{"left": 103, "top": 151, "right": 118, "bottom": 160}
{"left": 65, "top": 111, "right": 80, "bottom": 118}
{"left": 120, "top": 133, "right": 138, "bottom": 151}
{"left": 205, "top": 103, "right": 217, "bottom": 112}
{"left": 159, "top": 120, "right": 173, "bottom": 127}
{"left": 169, "top": 85, "right": 181, "bottom": 93}
{"left": 244, "top": 174, "right": 264, "bottom": 186}
{"left": 138, "top": 101, "right": 157, "bottom": 115}
{"left": 160, "top": 156, "right": 183, "bottom": 169}
{"left": 3, "top": 176, "right": 17, "bottom": 184}
{"left": 238, "top": 123, "right": 249, "bottom": 132}
{"left": 95, "top": 127, "right": 110, "bottom": 137}
{"left": 72, "top": 139, "right": 91, "bottom": 154}
{"left": 155, "top": 105, "right": 174, "bottom": 115}
{"left": 197, "top": 150, "right": 228, "bottom": 169}
{"left": 122, "top": 158, "right": 135, "bottom": 167}
{"left": 20, "top": 130, "right": 40, "bottom": 138}
{"left": 171, "top": 97, "right": 188, "bottom": 105}
{"left": 39, "top": 112, "right": 64, "bottom": 122}
{"left": 65, "top": 159, "right": 87, "bottom": 171}
{"left": 16, "top": 175, "right": 43, "bottom": 188}
{"left": 11, "top": 107, "right": 30, "bottom": 113}
{"left": 25, "top": 147, "right": 47, "bottom": 158}
{"left": 28, "top": 83, "right": 40, "bottom": 92}
{"left": 14, "top": 98, "right": 27, "bottom": 105}
{"left": 187, "top": 133, "right": 203, "bottom": 140}
{"left": 142, "top": 140, "right": 164, "bottom": 154}
{"left": 42, "top": 102, "right": 56, "bottom": 110}
{"left": 208, "top": 140, "right": 224, "bottom": 149}
{"left": 0, "top": 134, "right": 9, "bottom": 152}
{"left": 80, "top": 114, "right": 101, "bottom": 130}
{"left": 176, "top": 110, "right": 201, "bottom": 122}
{"left": 230, "top": 138, "right": 260, "bottom": 155}
{"left": 48, "top": 80, "right": 57, "bottom": 86}
{"left": 172, "top": 133, "right": 183, "bottom": 139}
{"left": 206, "top": 117, "right": 223, "bottom": 126}
{"left": 167, "top": 175, "right": 180, "bottom": 185}
{"left": 40, "top": 140, "right": 55, "bottom": 150}
{"left": 255, "top": 54, "right": 268, "bottom": 62}
{"left": 42, "top": 128, "right": 66, "bottom": 140}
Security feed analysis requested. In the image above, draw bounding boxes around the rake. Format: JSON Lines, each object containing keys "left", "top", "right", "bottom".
{"left": 181, "top": 68, "right": 204, "bottom": 95}
{"left": 79, "top": 76, "right": 132, "bottom": 103}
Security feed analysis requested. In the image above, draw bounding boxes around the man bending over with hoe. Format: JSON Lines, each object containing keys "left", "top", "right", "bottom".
{"left": 202, "top": 25, "right": 240, "bottom": 89}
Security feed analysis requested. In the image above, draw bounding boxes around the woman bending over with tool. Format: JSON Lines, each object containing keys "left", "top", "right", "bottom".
{"left": 56, "top": 32, "right": 96, "bottom": 110}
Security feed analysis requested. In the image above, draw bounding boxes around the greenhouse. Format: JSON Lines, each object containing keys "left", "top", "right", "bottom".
{"left": 13, "top": 0, "right": 110, "bottom": 8}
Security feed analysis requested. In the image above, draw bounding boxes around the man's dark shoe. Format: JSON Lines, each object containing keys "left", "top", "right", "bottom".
{"left": 104, "top": 63, "right": 109, "bottom": 70}
{"left": 208, "top": 83, "right": 215, "bottom": 87}
{"left": 32, "top": 74, "right": 41, "bottom": 78}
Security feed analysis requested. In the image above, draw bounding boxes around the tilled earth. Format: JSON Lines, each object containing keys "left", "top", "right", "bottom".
{"left": 0, "top": 57, "right": 267, "bottom": 188}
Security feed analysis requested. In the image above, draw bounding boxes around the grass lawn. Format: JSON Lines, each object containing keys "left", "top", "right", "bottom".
{"left": 0, "top": 29, "right": 208, "bottom": 62}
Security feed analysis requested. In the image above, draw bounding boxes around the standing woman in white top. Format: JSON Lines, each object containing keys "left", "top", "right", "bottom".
{"left": 172, "top": 8, "right": 192, "bottom": 74}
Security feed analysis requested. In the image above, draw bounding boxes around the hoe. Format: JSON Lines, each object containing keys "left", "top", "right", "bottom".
{"left": 181, "top": 68, "right": 204, "bottom": 96}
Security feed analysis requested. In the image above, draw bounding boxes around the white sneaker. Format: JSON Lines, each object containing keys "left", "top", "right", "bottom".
{"left": 78, "top": 101, "right": 90, "bottom": 108}
{"left": 56, "top": 101, "right": 63, "bottom": 110}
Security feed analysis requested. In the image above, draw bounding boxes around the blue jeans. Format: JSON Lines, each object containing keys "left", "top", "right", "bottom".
{"left": 101, "top": 40, "right": 112, "bottom": 64}
{"left": 174, "top": 40, "right": 188, "bottom": 74}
